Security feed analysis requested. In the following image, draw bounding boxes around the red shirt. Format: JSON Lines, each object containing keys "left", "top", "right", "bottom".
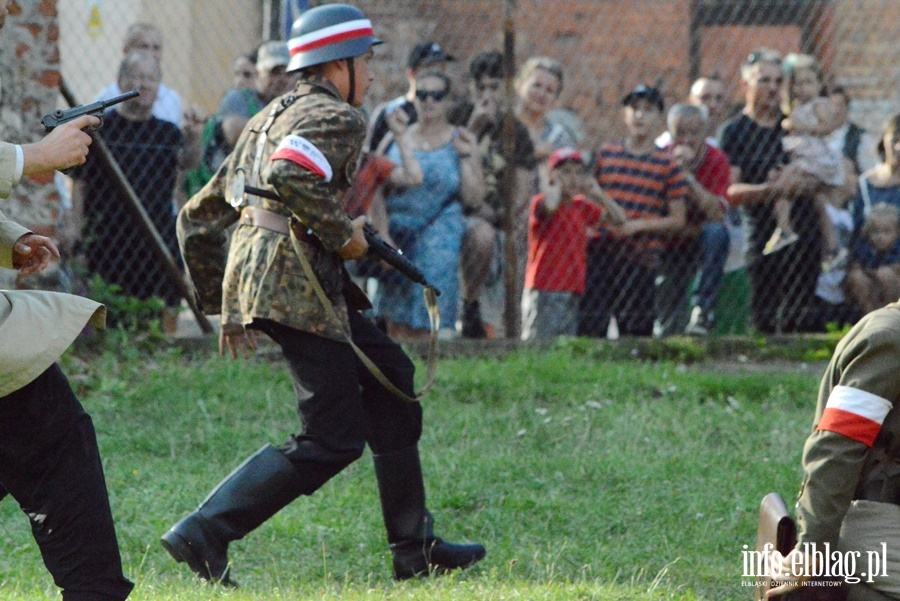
{"left": 661, "top": 143, "right": 732, "bottom": 241}
{"left": 526, "top": 193, "right": 604, "bottom": 294}
{"left": 693, "top": 144, "right": 732, "bottom": 200}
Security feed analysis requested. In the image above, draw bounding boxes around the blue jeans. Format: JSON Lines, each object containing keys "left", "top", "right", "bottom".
{"left": 694, "top": 222, "right": 730, "bottom": 314}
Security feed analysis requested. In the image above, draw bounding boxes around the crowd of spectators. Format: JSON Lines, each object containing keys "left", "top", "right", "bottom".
{"left": 50, "top": 23, "right": 900, "bottom": 341}
{"left": 363, "top": 43, "right": 900, "bottom": 340}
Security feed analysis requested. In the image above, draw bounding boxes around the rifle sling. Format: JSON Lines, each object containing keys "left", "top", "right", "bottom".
{"left": 283, "top": 221, "right": 439, "bottom": 403}
{"left": 238, "top": 85, "right": 440, "bottom": 403}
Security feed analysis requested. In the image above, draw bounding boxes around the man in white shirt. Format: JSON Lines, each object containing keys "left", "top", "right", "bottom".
{"left": 656, "top": 75, "right": 727, "bottom": 149}
{"left": 827, "top": 85, "right": 878, "bottom": 177}
{"left": 95, "top": 22, "right": 182, "bottom": 127}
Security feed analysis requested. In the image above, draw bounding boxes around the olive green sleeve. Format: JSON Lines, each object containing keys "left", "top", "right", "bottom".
{"left": 796, "top": 315, "right": 900, "bottom": 547}
{"left": 176, "top": 163, "right": 240, "bottom": 314}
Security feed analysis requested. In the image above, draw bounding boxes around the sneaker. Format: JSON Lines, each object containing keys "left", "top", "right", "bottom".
{"left": 461, "top": 300, "right": 487, "bottom": 339}
{"left": 685, "top": 306, "right": 712, "bottom": 336}
{"left": 762, "top": 228, "right": 799, "bottom": 256}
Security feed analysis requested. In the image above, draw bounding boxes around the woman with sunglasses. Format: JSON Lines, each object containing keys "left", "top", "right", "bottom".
{"left": 373, "top": 71, "right": 486, "bottom": 339}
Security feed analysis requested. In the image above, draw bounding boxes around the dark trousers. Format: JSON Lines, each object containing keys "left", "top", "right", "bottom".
{"left": 694, "top": 222, "right": 730, "bottom": 314}
{"left": 656, "top": 238, "right": 702, "bottom": 336}
{"left": 746, "top": 198, "right": 824, "bottom": 333}
{"left": 253, "top": 311, "right": 423, "bottom": 486}
{"left": 656, "top": 223, "right": 731, "bottom": 335}
{"left": 579, "top": 240, "right": 656, "bottom": 337}
{"left": 747, "top": 234, "right": 822, "bottom": 334}
{"left": 0, "top": 364, "right": 133, "bottom": 601}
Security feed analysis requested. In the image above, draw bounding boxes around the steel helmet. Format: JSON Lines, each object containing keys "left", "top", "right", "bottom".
{"left": 286, "top": 4, "right": 382, "bottom": 73}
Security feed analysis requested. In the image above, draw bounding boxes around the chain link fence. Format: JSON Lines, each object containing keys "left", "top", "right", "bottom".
{"left": 9, "top": 0, "right": 896, "bottom": 340}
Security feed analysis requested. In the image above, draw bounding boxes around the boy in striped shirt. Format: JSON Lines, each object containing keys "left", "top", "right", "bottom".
{"left": 579, "top": 86, "right": 688, "bottom": 337}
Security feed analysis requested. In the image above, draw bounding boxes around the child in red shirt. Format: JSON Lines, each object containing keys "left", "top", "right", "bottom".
{"left": 522, "top": 148, "right": 625, "bottom": 340}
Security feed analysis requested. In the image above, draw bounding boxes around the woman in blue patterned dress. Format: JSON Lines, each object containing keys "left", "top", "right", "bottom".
{"left": 374, "top": 71, "right": 486, "bottom": 339}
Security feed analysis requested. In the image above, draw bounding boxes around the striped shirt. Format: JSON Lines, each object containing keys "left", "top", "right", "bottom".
{"left": 593, "top": 142, "right": 688, "bottom": 256}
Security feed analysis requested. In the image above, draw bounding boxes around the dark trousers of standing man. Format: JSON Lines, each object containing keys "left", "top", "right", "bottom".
{"left": 579, "top": 239, "right": 657, "bottom": 337}
{"left": 0, "top": 364, "right": 133, "bottom": 601}
{"left": 747, "top": 198, "right": 823, "bottom": 333}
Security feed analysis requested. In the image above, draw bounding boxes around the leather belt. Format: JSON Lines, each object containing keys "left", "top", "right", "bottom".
{"left": 240, "top": 206, "right": 290, "bottom": 235}
{"left": 240, "top": 206, "right": 320, "bottom": 247}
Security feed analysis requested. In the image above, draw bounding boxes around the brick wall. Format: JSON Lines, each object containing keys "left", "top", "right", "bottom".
{"left": 0, "top": 0, "right": 61, "bottom": 235}
{"left": 357, "top": 0, "right": 899, "bottom": 146}
{"left": 0, "top": 0, "right": 61, "bottom": 288}
{"left": 831, "top": 0, "right": 900, "bottom": 131}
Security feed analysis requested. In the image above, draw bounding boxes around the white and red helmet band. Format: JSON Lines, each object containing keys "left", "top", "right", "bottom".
{"left": 289, "top": 18, "right": 374, "bottom": 57}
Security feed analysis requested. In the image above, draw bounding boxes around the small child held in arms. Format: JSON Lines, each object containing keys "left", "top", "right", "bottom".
{"left": 522, "top": 148, "right": 626, "bottom": 340}
{"left": 764, "top": 53, "right": 845, "bottom": 268}
{"left": 845, "top": 203, "right": 900, "bottom": 314}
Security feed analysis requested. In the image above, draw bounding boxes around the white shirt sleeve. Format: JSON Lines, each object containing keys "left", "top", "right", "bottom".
{"left": 13, "top": 144, "right": 23, "bottom": 185}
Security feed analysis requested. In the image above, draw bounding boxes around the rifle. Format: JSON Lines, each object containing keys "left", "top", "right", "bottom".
{"left": 753, "top": 493, "right": 847, "bottom": 601}
{"left": 361, "top": 224, "right": 436, "bottom": 293}
{"left": 41, "top": 89, "right": 140, "bottom": 132}
{"left": 230, "top": 171, "right": 441, "bottom": 295}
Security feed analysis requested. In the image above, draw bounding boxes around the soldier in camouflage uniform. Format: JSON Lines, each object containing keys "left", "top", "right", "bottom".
{"left": 769, "top": 302, "right": 900, "bottom": 600}
{"left": 160, "top": 4, "right": 485, "bottom": 586}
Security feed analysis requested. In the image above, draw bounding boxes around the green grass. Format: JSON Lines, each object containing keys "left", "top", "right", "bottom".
{"left": 0, "top": 338, "right": 825, "bottom": 600}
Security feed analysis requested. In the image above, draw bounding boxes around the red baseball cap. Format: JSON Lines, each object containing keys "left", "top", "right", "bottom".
{"left": 548, "top": 147, "right": 585, "bottom": 170}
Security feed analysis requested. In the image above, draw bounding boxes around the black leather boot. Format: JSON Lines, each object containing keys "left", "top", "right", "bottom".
{"left": 373, "top": 446, "right": 486, "bottom": 580}
{"left": 160, "top": 445, "right": 307, "bottom": 587}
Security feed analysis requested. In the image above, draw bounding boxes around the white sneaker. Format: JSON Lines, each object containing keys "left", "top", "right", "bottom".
{"left": 685, "top": 306, "right": 710, "bottom": 336}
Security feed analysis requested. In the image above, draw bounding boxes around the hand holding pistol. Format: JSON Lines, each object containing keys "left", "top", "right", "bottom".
{"left": 41, "top": 89, "right": 140, "bottom": 132}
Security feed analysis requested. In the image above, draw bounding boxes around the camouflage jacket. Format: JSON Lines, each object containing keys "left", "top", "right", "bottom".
{"left": 177, "top": 74, "right": 368, "bottom": 341}
{"left": 795, "top": 303, "right": 900, "bottom": 548}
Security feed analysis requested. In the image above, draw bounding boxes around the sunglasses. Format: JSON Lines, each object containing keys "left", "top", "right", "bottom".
{"left": 744, "top": 51, "right": 782, "bottom": 67}
{"left": 416, "top": 89, "right": 449, "bottom": 102}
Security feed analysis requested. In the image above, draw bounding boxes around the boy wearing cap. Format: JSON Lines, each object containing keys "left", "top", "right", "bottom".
{"left": 523, "top": 148, "right": 625, "bottom": 340}
{"left": 580, "top": 85, "right": 688, "bottom": 337}
{"left": 365, "top": 41, "right": 454, "bottom": 154}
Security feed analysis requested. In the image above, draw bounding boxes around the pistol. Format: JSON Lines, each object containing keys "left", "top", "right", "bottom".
{"left": 41, "top": 89, "right": 140, "bottom": 132}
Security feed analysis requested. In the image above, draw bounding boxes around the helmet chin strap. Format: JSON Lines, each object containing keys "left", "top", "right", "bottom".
{"left": 345, "top": 57, "right": 356, "bottom": 105}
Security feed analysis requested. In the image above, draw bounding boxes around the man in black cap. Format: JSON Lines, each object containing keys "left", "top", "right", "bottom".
{"left": 364, "top": 41, "right": 454, "bottom": 154}
{"left": 579, "top": 84, "right": 688, "bottom": 337}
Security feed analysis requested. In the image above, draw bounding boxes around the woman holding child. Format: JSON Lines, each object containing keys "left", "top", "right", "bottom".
{"left": 372, "top": 71, "right": 486, "bottom": 339}
{"left": 844, "top": 113, "right": 900, "bottom": 314}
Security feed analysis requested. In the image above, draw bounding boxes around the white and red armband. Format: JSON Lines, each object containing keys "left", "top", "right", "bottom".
{"left": 817, "top": 385, "right": 892, "bottom": 447}
{"left": 271, "top": 135, "right": 334, "bottom": 182}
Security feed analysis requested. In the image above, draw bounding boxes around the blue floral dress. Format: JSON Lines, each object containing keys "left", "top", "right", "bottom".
{"left": 376, "top": 142, "right": 464, "bottom": 330}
